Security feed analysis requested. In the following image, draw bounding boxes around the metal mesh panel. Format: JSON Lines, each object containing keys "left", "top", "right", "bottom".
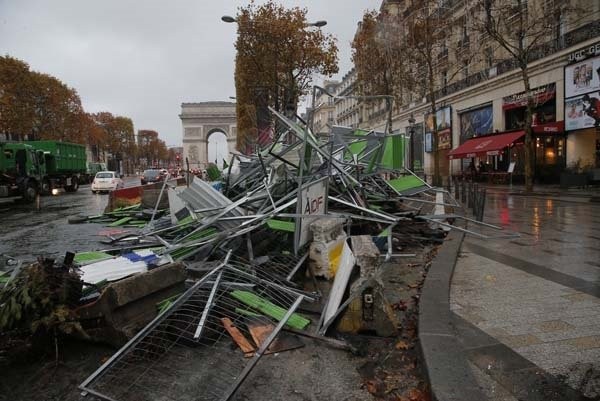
{"left": 80, "top": 255, "right": 308, "bottom": 401}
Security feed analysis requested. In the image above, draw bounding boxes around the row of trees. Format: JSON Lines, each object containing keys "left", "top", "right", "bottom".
{"left": 352, "top": 0, "right": 572, "bottom": 190}
{"left": 0, "top": 55, "right": 174, "bottom": 169}
{"left": 137, "top": 130, "right": 170, "bottom": 167}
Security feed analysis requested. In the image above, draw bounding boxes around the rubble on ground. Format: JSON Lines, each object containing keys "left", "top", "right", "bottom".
{"left": 0, "top": 106, "right": 518, "bottom": 401}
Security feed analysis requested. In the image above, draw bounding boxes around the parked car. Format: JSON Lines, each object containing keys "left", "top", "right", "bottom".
{"left": 141, "top": 169, "right": 164, "bottom": 185}
{"left": 91, "top": 171, "right": 124, "bottom": 193}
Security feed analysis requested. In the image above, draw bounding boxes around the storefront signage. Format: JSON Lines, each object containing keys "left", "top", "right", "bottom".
{"left": 564, "top": 55, "right": 600, "bottom": 98}
{"left": 425, "top": 106, "right": 452, "bottom": 150}
{"left": 565, "top": 94, "right": 600, "bottom": 131}
{"left": 459, "top": 105, "right": 493, "bottom": 143}
{"left": 567, "top": 42, "right": 600, "bottom": 64}
{"left": 532, "top": 121, "right": 565, "bottom": 134}
{"left": 502, "top": 84, "right": 556, "bottom": 110}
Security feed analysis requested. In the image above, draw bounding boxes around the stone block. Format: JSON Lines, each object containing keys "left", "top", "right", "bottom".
{"left": 350, "top": 235, "right": 380, "bottom": 278}
{"left": 309, "top": 218, "right": 345, "bottom": 243}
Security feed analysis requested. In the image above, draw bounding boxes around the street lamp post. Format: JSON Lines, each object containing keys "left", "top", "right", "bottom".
{"left": 408, "top": 113, "right": 416, "bottom": 171}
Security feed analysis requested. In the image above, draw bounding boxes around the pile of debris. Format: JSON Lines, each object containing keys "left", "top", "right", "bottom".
{"left": 1, "top": 105, "right": 518, "bottom": 401}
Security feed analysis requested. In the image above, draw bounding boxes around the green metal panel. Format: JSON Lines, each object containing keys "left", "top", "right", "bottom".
{"left": 29, "top": 141, "right": 87, "bottom": 174}
{"left": 381, "top": 135, "right": 405, "bottom": 170}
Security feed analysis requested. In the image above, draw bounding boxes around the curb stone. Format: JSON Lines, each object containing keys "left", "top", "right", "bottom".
{"left": 418, "top": 229, "right": 486, "bottom": 401}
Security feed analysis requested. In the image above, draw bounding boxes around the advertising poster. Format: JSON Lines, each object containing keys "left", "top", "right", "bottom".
{"left": 459, "top": 106, "right": 493, "bottom": 144}
{"left": 425, "top": 106, "right": 452, "bottom": 150}
{"left": 565, "top": 93, "right": 600, "bottom": 130}
{"left": 437, "top": 130, "right": 452, "bottom": 150}
{"left": 424, "top": 132, "right": 433, "bottom": 152}
{"left": 565, "top": 56, "right": 600, "bottom": 98}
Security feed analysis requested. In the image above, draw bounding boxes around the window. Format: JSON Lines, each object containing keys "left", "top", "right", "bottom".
{"left": 441, "top": 70, "right": 448, "bottom": 88}
{"left": 462, "top": 59, "right": 469, "bottom": 79}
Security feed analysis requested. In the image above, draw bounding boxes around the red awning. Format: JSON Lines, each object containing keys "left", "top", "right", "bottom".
{"left": 448, "top": 131, "right": 524, "bottom": 159}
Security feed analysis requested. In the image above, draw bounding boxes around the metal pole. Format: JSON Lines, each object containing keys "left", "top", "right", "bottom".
{"left": 222, "top": 295, "right": 304, "bottom": 401}
{"left": 149, "top": 172, "right": 170, "bottom": 225}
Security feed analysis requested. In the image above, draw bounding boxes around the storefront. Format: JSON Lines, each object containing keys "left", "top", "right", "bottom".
{"left": 448, "top": 130, "right": 524, "bottom": 182}
{"left": 503, "top": 83, "right": 566, "bottom": 183}
{"left": 458, "top": 104, "right": 494, "bottom": 172}
{"left": 564, "top": 42, "right": 600, "bottom": 169}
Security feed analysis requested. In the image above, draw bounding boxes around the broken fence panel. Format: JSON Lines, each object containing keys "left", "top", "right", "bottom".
{"left": 79, "top": 253, "right": 311, "bottom": 401}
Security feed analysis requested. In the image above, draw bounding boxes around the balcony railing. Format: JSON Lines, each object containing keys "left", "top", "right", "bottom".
{"left": 425, "top": 20, "right": 600, "bottom": 103}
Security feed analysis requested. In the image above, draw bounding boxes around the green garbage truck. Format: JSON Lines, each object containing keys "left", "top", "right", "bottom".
{"left": 0, "top": 140, "right": 87, "bottom": 202}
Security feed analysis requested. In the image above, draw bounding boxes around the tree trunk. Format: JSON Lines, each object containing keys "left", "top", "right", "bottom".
{"left": 429, "top": 93, "right": 440, "bottom": 186}
{"left": 522, "top": 68, "right": 534, "bottom": 193}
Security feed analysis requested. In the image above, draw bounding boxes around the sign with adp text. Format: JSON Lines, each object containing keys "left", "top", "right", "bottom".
{"left": 295, "top": 177, "right": 329, "bottom": 252}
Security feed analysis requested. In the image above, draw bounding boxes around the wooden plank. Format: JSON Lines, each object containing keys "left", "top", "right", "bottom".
{"left": 221, "top": 317, "right": 256, "bottom": 354}
{"left": 247, "top": 319, "right": 304, "bottom": 355}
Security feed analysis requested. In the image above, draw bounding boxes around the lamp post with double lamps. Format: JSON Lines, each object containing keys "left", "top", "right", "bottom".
{"left": 222, "top": 13, "right": 328, "bottom": 151}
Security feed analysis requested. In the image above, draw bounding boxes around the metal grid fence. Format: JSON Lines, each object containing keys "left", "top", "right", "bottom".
{"left": 80, "top": 254, "right": 310, "bottom": 401}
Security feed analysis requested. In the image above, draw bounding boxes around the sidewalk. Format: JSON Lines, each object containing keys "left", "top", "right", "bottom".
{"left": 450, "top": 186, "right": 600, "bottom": 400}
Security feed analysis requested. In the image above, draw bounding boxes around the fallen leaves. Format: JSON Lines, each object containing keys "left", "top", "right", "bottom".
{"left": 395, "top": 340, "right": 410, "bottom": 350}
{"left": 393, "top": 387, "right": 431, "bottom": 401}
{"left": 364, "top": 378, "right": 387, "bottom": 397}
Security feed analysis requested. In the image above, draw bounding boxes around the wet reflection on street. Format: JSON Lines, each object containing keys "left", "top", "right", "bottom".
{"left": 469, "top": 187, "right": 600, "bottom": 283}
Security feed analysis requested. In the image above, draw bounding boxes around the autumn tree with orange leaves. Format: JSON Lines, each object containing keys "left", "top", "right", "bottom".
{"left": 233, "top": 1, "right": 338, "bottom": 151}
{"left": 0, "top": 55, "right": 88, "bottom": 143}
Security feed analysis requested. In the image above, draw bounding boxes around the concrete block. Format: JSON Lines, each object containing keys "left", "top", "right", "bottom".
{"left": 76, "top": 262, "right": 187, "bottom": 346}
{"left": 309, "top": 234, "right": 347, "bottom": 279}
{"left": 350, "top": 235, "right": 380, "bottom": 278}
{"left": 310, "top": 218, "right": 345, "bottom": 243}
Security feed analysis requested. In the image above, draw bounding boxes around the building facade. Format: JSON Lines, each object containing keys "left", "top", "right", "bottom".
{"left": 335, "top": 69, "right": 363, "bottom": 128}
{"left": 354, "top": 0, "right": 600, "bottom": 183}
{"left": 312, "top": 80, "right": 340, "bottom": 134}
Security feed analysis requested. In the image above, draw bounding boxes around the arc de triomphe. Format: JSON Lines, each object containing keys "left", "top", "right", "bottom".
{"left": 180, "top": 102, "right": 237, "bottom": 169}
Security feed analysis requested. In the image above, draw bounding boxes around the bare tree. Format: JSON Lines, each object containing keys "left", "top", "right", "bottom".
{"left": 471, "top": 0, "right": 574, "bottom": 192}
{"left": 402, "top": 1, "right": 475, "bottom": 186}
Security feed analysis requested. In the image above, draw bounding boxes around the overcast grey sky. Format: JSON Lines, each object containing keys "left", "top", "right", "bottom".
{"left": 0, "top": 0, "right": 376, "bottom": 147}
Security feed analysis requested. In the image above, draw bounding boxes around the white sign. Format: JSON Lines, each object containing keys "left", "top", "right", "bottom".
{"left": 508, "top": 162, "right": 516, "bottom": 173}
{"left": 565, "top": 55, "right": 600, "bottom": 98}
{"left": 295, "top": 177, "right": 329, "bottom": 251}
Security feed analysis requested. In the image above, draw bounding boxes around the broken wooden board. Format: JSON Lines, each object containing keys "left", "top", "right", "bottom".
{"left": 246, "top": 317, "right": 304, "bottom": 355}
{"left": 221, "top": 317, "right": 255, "bottom": 356}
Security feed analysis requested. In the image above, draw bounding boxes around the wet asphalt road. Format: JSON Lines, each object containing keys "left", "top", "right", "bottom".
{"left": 0, "top": 177, "right": 141, "bottom": 263}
